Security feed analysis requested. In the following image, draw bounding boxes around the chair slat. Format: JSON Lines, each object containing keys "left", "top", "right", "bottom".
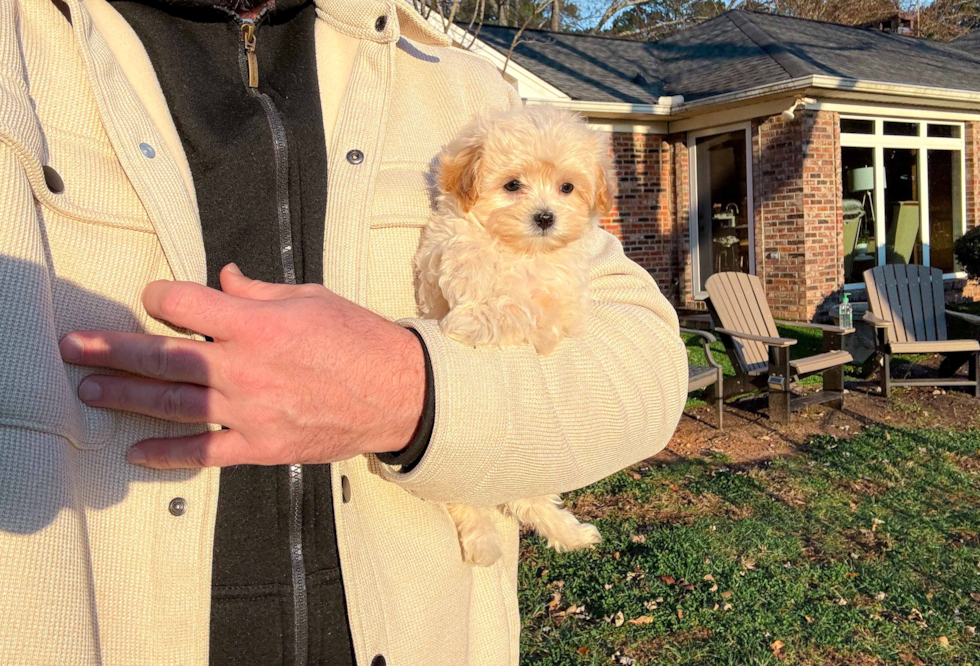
{"left": 930, "top": 266, "right": 948, "bottom": 341}
{"left": 895, "top": 264, "right": 917, "bottom": 343}
{"left": 706, "top": 273, "right": 769, "bottom": 373}
{"left": 918, "top": 264, "right": 937, "bottom": 341}
{"left": 719, "top": 274, "right": 762, "bottom": 369}
{"left": 884, "top": 265, "right": 908, "bottom": 343}
{"left": 905, "top": 265, "right": 927, "bottom": 341}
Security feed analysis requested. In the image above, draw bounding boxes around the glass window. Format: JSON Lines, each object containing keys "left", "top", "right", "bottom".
{"left": 928, "top": 150, "right": 963, "bottom": 273}
{"left": 694, "top": 130, "right": 750, "bottom": 292}
{"left": 928, "top": 124, "right": 961, "bottom": 139}
{"left": 841, "top": 118, "right": 874, "bottom": 134}
{"left": 883, "top": 148, "right": 921, "bottom": 265}
{"left": 884, "top": 121, "right": 919, "bottom": 136}
{"left": 842, "top": 147, "right": 878, "bottom": 283}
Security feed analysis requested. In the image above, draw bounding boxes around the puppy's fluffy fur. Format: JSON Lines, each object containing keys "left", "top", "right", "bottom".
{"left": 415, "top": 105, "right": 615, "bottom": 566}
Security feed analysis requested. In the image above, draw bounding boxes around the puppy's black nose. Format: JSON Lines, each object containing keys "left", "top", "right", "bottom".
{"left": 534, "top": 210, "right": 555, "bottom": 230}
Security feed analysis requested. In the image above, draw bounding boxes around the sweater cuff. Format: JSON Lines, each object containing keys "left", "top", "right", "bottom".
{"left": 374, "top": 327, "right": 433, "bottom": 472}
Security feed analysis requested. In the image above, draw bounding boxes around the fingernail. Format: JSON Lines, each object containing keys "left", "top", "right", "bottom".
{"left": 78, "top": 379, "right": 102, "bottom": 402}
{"left": 126, "top": 447, "right": 147, "bottom": 466}
{"left": 60, "top": 336, "right": 83, "bottom": 363}
{"left": 226, "top": 263, "right": 243, "bottom": 276}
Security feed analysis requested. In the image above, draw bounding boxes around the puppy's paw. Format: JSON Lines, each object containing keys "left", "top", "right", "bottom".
{"left": 549, "top": 521, "right": 601, "bottom": 553}
{"left": 460, "top": 530, "right": 504, "bottom": 567}
{"left": 441, "top": 307, "right": 494, "bottom": 347}
{"left": 529, "top": 327, "right": 562, "bottom": 355}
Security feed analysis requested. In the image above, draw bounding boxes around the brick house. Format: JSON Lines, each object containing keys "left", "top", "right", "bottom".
{"left": 442, "top": 10, "right": 980, "bottom": 321}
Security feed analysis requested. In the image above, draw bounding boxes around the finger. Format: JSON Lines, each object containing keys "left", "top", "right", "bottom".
{"left": 78, "top": 375, "right": 232, "bottom": 425}
{"left": 142, "top": 280, "right": 242, "bottom": 339}
{"left": 219, "top": 263, "right": 298, "bottom": 300}
{"left": 127, "top": 428, "right": 252, "bottom": 469}
{"left": 59, "top": 331, "right": 217, "bottom": 385}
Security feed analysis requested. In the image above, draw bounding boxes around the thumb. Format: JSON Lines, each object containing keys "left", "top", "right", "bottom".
{"left": 219, "top": 263, "right": 295, "bottom": 301}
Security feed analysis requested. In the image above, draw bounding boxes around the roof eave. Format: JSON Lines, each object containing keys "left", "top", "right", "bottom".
{"left": 526, "top": 75, "right": 980, "bottom": 121}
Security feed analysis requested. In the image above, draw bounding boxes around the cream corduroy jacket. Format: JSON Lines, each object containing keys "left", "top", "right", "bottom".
{"left": 0, "top": 0, "right": 688, "bottom": 664}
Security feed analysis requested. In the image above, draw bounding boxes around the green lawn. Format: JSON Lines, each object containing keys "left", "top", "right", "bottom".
{"left": 519, "top": 427, "right": 980, "bottom": 665}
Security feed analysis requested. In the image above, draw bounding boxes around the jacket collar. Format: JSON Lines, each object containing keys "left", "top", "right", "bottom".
{"left": 314, "top": 0, "right": 451, "bottom": 47}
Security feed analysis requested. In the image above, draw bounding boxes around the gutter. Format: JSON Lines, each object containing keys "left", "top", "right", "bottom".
{"left": 525, "top": 75, "right": 980, "bottom": 120}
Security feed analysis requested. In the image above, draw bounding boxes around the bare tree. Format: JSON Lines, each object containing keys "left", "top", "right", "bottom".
{"left": 502, "top": 0, "right": 557, "bottom": 72}
{"left": 551, "top": 0, "right": 562, "bottom": 29}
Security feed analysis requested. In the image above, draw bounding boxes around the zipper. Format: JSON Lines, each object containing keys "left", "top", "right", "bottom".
{"left": 237, "top": 18, "right": 307, "bottom": 666}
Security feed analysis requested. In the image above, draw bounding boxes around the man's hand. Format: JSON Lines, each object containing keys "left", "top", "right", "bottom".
{"left": 59, "top": 264, "right": 426, "bottom": 469}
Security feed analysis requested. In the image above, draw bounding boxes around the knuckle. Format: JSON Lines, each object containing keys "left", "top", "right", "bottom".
{"left": 159, "top": 385, "right": 185, "bottom": 420}
{"left": 140, "top": 341, "right": 171, "bottom": 378}
{"left": 159, "top": 286, "right": 190, "bottom": 321}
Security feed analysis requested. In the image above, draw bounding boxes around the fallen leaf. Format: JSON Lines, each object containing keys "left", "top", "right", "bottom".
{"left": 875, "top": 592, "right": 886, "bottom": 601}
{"left": 721, "top": 590, "right": 733, "bottom": 599}
{"left": 577, "top": 647, "right": 589, "bottom": 655}
{"left": 771, "top": 640, "right": 785, "bottom": 655}
{"left": 677, "top": 608, "right": 683, "bottom": 619}
{"left": 804, "top": 616, "right": 813, "bottom": 624}
{"left": 712, "top": 603, "right": 719, "bottom": 611}
{"left": 722, "top": 603, "right": 732, "bottom": 611}
{"left": 631, "top": 534, "right": 646, "bottom": 544}
{"left": 628, "top": 616, "right": 654, "bottom": 625}
{"left": 614, "top": 611, "right": 624, "bottom": 627}
{"left": 613, "top": 552, "right": 620, "bottom": 560}
{"left": 643, "top": 601, "right": 658, "bottom": 610}
{"left": 629, "top": 471, "right": 642, "bottom": 480}
{"left": 659, "top": 575, "right": 675, "bottom": 585}
{"left": 938, "top": 636, "right": 950, "bottom": 648}
{"left": 604, "top": 584, "right": 613, "bottom": 590}
{"left": 971, "top": 592, "right": 980, "bottom": 602}
{"left": 967, "top": 626, "right": 976, "bottom": 636}
{"left": 703, "top": 574, "right": 715, "bottom": 582}
{"left": 709, "top": 584, "right": 718, "bottom": 592}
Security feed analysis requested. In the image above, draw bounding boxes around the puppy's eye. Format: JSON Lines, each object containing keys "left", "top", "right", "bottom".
{"left": 560, "top": 183, "right": 574, "bottom": 194}
{"left": 504, "top": 180, "right": 522, "bottom": 192}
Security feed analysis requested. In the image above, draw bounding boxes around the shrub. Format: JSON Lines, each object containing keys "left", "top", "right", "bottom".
{"left": 954, "top": 225, "right": 980, "bottom": 280}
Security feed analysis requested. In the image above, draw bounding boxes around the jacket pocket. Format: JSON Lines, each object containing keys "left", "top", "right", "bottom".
{"left": 369, "top": 167, "right": 437, "bottom": 229}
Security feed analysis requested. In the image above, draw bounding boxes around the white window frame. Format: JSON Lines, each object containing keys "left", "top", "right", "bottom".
{"left": 688, "top": 122, "right": 756, "bottom": 299}
{"left": 840, "top": 115, "right": 968, "bottom": 289}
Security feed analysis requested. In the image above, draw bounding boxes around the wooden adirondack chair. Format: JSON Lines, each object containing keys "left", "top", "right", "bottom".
{"left": 682, "top": 327, "right": 724, "bottom": 429}
{"left": 704, "top": 272, "right": 855, "bottom": 423}
{"left": 863, "top": 265, "right": 980, "bottom": 397}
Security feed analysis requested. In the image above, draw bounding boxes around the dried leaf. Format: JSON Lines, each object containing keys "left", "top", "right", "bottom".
{"left": 614, "top": 611, "right": 625, "bottom": 627}
{"left": 971, "top": 592, "right": 980, "bottom": 602}
{"left": 709, "top": 584, "right": 718, "bottom": 592}
{"left": 631, "top": 534, "right": 646, "bottom": 544}
{"left": 677, "top": 608, "right": 684, "bottom": 619}
{"left": 629, "top": 471, "right": 642, "bottom": 480}
{"left": 804, "top": 616, "right": 813, "bottom": 624}
{"left": 721, "top": 590, "right": 733, "bottom": 599}
{"left": 627, "top": 615, "right": 654, "bottom": 625}
{"left": 712, "top": 603, "right": 719, "bottom": 611}
{"left": 604, "top": 584, "right": 613, "bottom": 590}
{"left": 771, "top": 640, "right": 785, "bottom": 653}
{"left": 659, "top": 575, "right": 676, "bottom": 585}
{"left": 577, "top": 647, "right": 589, "bottom": 655}
{"left": 967, "top": 626, "right": 976, "bottom": 636}
{"left": 938, "top": 636, "right": 950, "bottom": 648}
{"left": 703, "top": 574, "right": 715, "bottom": 582}
{"left": 722, "top": 603, "right": 733, "bottom": 611}
{"left": 613, "top": 552, "right": 620, "bottom": 560}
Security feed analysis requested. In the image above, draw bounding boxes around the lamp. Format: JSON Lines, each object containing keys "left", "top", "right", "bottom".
{"left": 847, "top": 165, "right": 876, "bottom": 226}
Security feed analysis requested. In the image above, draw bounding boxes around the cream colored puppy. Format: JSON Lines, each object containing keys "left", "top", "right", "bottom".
{"left": 415, "top": 105, "right": 615, "bottom": 566}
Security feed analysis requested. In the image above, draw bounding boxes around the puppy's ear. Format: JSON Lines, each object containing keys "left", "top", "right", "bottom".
{"left": 593, "top": 137, "right": 617, "bottom": 218}
{"left": 438, "top": 125, "right": 484, "bottom": 212}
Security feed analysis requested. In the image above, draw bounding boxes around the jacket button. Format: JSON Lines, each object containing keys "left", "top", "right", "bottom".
{"left": 341, "top": 475, "right": 352, "bottom": 503}
{"left": 371, "top": 656, "right": 386, "bottom": 666}
{"left": 42, "top": 166, "right": 64, "bottom": 194}
{"left": 139, "top": 142, "right": 156, "bottom": 159}
{"left": 375, "top": 15, "right": 387, "bottom": 31}
{"left": 346, "top": 149, "right": 364, "bottom": 165}
{"left": 168, "top": 497, "right": 187, "bottom": 516}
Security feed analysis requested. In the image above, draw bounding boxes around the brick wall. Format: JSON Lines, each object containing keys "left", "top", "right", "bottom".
{"left": 753, "top": 109, "right": 843, "bottom": 321}
{"left": 967, "top": 121, "right": 980, "bottom": 232}
{"left": 599, "top": 131, "right": 675, "bottom": 299}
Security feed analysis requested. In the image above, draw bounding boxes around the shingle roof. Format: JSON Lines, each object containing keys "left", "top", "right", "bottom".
{"left": 952, "top": 30, "right": 980, "bottom": 51}
{"left": 469, "top": 10, "right": 980, "bottom": 104}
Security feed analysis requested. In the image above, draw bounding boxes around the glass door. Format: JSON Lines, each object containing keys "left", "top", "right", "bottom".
{"left": 883, "top": 148, "right": 921, "bottom": 265}
{"left": 690, "top": 127, "right": 753, "bottom": 294}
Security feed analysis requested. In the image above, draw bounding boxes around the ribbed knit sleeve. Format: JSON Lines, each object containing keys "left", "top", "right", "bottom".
{"left": 385, "top": 226, "right": 688, "bottom": 506}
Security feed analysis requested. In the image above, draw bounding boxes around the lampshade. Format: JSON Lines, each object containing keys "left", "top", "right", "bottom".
{"left": 848, "top": 166, "right": 874, "bottom": 193}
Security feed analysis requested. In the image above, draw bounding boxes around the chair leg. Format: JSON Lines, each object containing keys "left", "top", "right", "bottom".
{"left": 768, "top": 346, "right": 792, "bottom": 424}
{"left": 881, "top": 352, "right": 891, "bottom": 399}
{"left": 971, "top": 352, "right": 979, "bottom": 399}
{"left": 715, "top": 371, "right": 724, "bottom": 430}
{"left": 823, "top": 365, "right": 845, "bottom": 409}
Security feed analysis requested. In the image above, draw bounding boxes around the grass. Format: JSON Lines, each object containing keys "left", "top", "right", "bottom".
{"left": 518, "top": 427, "right": 980, "bottom": 665}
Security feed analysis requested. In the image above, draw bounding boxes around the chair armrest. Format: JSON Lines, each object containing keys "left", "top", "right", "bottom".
{"left": 945, "top": 309, "right": 980, "bottom": 324}
{"left": 774, "top": 319, "right": 855, "bottom": 335}
{"left": 680, "top": 327, "right": 716, "bottom": 344}
{"left": 862, "top": 312, "right": 891, "bottom": 328}
{"left": 680, "top": 328, "right": 723, "bottom": 371}
{"left": 715, "top": 328, "right": 797, "bottom": 347}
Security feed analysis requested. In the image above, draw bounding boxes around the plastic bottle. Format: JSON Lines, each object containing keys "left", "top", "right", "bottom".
{"left": 839, "top": 292, "right": 853, "bottom": 330}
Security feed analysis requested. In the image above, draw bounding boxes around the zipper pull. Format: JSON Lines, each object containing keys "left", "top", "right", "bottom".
{"left": 241, "top": 22, "right": 258, "bottom": 88}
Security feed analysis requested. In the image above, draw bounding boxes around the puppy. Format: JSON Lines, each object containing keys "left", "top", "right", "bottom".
{"left": 415, "top": 105, "right": 616, "bottom": 566}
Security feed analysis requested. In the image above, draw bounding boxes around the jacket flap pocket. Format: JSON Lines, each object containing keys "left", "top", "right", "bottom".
{"left": 370, "top": 167, "right": 437, "bottom": 229}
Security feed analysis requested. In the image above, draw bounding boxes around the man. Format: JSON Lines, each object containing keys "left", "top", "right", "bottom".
{"left": 0, "top": 0, "right": 688, "bottom": 664}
